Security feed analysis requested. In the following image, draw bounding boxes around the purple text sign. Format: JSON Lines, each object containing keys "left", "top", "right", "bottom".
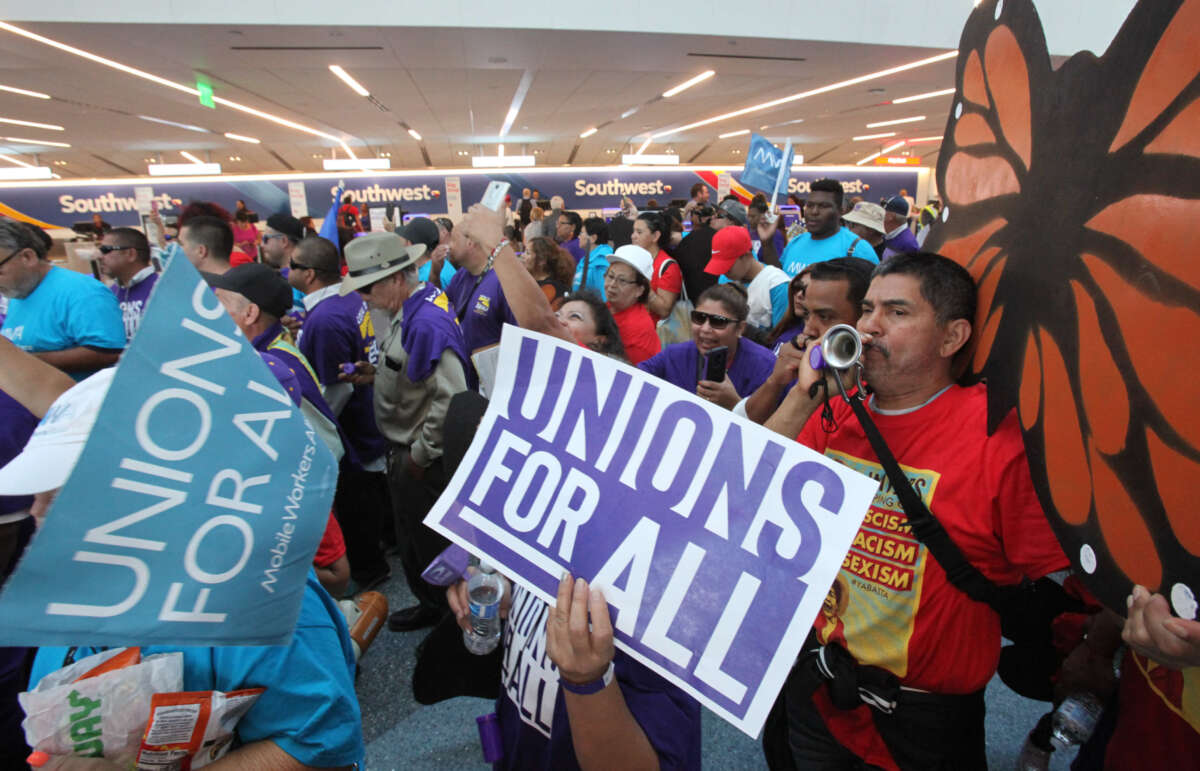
{"left": 424, "top": 327, "right": 877, "bottom": 736}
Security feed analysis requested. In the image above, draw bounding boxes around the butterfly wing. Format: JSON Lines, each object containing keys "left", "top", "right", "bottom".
{"left": 926, "top": 0, "right": 1200, "bottom": 614}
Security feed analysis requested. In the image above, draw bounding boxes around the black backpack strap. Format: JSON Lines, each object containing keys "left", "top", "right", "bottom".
{"left": 843, "top": 395, "right": 1004, "bottom": 611}
{"left": 845, "top": 237, "right": 863, "bottom": 258}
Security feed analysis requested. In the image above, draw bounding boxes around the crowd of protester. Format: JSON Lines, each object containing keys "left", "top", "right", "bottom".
{"left": 0, "top": 176, "right": 1196, "bottom": 771}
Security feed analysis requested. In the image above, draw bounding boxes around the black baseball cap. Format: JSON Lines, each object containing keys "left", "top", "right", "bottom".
{"left": 266, "top": 212, "right": 305, "bottom": 242}
{"left": 398, "top": 217, "right": 441, "bottom": 252}
{"left": 883, "top": 196, "right": 911, "bottom": 217}
{"left": 205, "top": 263, "right": 293, "bottom": 318}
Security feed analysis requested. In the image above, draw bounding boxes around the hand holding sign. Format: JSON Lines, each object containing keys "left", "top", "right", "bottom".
{"left": 547, "top": 573, "right": 616, "bottom": 686}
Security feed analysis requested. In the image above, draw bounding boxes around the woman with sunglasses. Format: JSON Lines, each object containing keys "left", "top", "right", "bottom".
{"left": 603, "top": 244, "right": 661, "bottom": 365}
{"left": 638, "top": 283, "right": 775, "bottom": 410}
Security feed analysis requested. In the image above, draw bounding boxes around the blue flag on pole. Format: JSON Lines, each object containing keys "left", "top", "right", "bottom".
{"left": 739, "top": 134, "right": 795, "bottom": 194}
{"left": 319, "top": 180, "right": 345, "bottom": 242}
{"left": 0, "top": 255, "right": 337, "bottom": 646}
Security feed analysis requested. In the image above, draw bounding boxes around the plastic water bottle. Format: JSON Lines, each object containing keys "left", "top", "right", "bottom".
{"left": 464, "top": 562, "right": 503, "bottom": 655}
{"left": 1049, "top": 691, "right": 1103, "bottom": 750}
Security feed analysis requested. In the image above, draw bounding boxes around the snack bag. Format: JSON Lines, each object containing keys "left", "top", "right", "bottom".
{"left": 135, "top": 688, "right": 265, "bottom": 770}
{"left": 20, "top": 648, "right": 184, "bottom": 769}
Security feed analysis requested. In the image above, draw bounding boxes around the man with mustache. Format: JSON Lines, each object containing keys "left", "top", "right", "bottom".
{"left": 762, "top": 252, "right": 1067, "bottom": 770}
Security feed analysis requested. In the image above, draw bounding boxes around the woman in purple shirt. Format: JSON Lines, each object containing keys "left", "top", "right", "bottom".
{"left": 637, "top": 283, "right": 776, "bottom": 409}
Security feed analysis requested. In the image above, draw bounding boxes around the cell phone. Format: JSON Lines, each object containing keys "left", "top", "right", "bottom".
{"left": 481, "top": 181, "right": 511, "bottom": 212}
{"left": 704, "top": 346, "right": 729, "bottom": 383}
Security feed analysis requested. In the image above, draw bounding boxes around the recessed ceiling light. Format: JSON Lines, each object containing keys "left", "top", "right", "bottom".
{"left": 0, "top": 117, "right": 63, "bottom": 131}
{"left": 649, "top": 50, "right": 956, "bottom": 138}
{"left": 408, "top": 128, "right": 422, "bottom": 141}
{"left": 328, "top": 65, "right": 370, "bottom": 97}
{"left": 3, "top": 136, "right": 70, "bottom": 147}
{"left": 579, "top": 127, "right": 598, "bottom": 138}
{"left": 0, "top": 84, "right": 50, "bottom": 99}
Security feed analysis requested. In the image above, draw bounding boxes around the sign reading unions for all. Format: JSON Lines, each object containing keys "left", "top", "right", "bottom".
{"left": 0, "top": 256, "right": 337, "bottom": 647}
{"left": 425, "top": 327, "right": 879, "bottom": 737}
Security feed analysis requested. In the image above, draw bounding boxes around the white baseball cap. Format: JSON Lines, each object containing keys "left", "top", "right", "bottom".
{"left": 0, "top": 368, "right": 115, "bottom": 495}
{"left": 609, "top": 244, "right": 654, "bottom": 281}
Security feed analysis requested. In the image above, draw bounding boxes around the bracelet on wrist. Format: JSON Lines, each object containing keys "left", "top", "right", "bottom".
{"left": 559, "top": 661, "right": 614, "bottom": 696}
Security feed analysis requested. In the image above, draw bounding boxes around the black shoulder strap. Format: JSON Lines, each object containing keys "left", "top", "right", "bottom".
{"left": 844, "top": 395, "right": 1005, "bottom": 611}
{"left": 845, "top": 237, "right": 863, "bottom": 258}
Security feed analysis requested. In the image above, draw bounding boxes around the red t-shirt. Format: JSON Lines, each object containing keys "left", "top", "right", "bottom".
{"left": 650, "top": 250, "right": 683, "bottom": 321}
{"left": 610, "top": 303, "right": 661, "bottom": 365}
{"left": 1101, "top": 653, "right": 1200, "bottom": 770}
{"left": 229, "top": 249, "right": 254, "bottom": 267}
{"left": 313, "top": 511, "right": 347, "bottom": 568}
{"left": 797, "top": 384, "right": 1068, "bottom": 768}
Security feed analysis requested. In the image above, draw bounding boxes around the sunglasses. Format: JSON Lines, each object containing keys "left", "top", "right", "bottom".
{"left": 97, "top": 244, "right": 131, "bottom": 254}
{"left": 690, "top": 310, "right": 736, "bottom": 330}
{"left": 290, "top": 260, "right": 314, "bottom": 271}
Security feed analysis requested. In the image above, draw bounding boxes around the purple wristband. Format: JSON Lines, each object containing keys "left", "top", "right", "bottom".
{"left": 559, "top": 662, "right": 614, "bottom": 695}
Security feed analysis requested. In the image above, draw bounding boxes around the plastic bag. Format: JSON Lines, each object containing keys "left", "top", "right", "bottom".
{"left": 134, "top": 688, "right": 264, "bottom": 769}
{"left": 20, "top": 647, "right": 183, "bottom": 769}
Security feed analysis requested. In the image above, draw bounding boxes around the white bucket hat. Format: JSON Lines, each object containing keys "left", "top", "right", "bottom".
{"left": 609, "top": 244, "right": 654, "bottom": 281}
{"left": 0, "top": 368, "right": 115, "bottom": 495}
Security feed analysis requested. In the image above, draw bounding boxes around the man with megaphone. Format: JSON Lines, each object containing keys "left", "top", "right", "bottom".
{"left": 761, "top": 252, "right": 1069, "bottom": 771}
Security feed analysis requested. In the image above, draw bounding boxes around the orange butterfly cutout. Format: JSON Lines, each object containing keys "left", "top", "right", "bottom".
{"left": 925, "top": 0, "right": 1200, "bottom": 615}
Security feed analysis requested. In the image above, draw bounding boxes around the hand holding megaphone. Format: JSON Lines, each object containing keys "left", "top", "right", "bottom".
{"left": 804, "top": 324, "right": 866, "bottom": 401}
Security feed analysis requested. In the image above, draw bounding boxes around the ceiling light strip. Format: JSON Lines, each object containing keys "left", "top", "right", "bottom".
{"left": 865, "top": 115, "right": 925, "bottom": 128}
{"left": 718, "top": 129, "right": 750, "bottom": 139}
{"left": 635, "top": 138, "right": 652, "bottom": 155}
{"left": 579, "top": 127, "right": 598, "bottom": 139}
{"left": 499, "top": 70, "right": 535, "bottom": 138}
{"left": 662, "top": 70, "right": 715, "bottom": 98}
{"left": 905, "top": 135, "right": 944, "bottom": 144}
{"left": 0, "top": 153, "right": 35, "bottom": 168}
{"left": 3, "top": 136, "right": 70, "bottom": 147}
{"left": 853, "top": 132, "right": 897, "bottom": 141}
{"left": 0, "top": 117, "right": 63, "bottom": 131}
{"left": 0, "top": 22, "right": 359, "bottom": 159}
{"left": 224, "top": 132, "right": 260, "bottom": 144}
{"left": 180, "top": 151, "right": 204, "bottom": 164}
{"left": 649, "top": 50, "right": 956, "bottom": 139}
{"left": 328, "top": 65, "right": 370, "bottom": 96}
{"left": 0, "top": 84, "right": 50, "bottom": 99}
{"left": 889, "top": 87, "right": 956, "bottom": 104}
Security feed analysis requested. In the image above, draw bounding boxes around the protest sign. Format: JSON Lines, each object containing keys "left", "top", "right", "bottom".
{"left": 0, "top": 256, "right": 337, "bottom": 646}
{"left": 425, "top": 327, "right": 878, "bottom": 736}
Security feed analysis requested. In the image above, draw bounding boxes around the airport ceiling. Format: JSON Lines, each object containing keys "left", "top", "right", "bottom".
{"left": 0, "top": 22, "right": 966, "bottom": 178}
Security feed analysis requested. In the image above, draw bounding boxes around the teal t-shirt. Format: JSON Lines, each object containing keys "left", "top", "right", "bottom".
{"left": 779, "top": 227, "right": 878, "bottom": 277}
{"left": 29, "top": 572, "right": 364, "bottom": 768}
{"left": 1, "top": 265, "right": 125, "bottom": 357}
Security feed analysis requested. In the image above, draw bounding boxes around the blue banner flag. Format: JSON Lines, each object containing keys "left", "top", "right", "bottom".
{"left": 0, "top": 256, "right": 337, "bottom": 646}
{"left": 319, "top": 179, "right": 344, "bottom": 242}
{"left": 425, "top": 327, "right": 878, "bottom": 737}
{"left": 740, "top": 134, "right": 794, "bottom": 194}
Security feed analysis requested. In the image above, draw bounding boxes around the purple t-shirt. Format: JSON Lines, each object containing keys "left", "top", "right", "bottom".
{"left": 496, "top": 585, "right": 701, "bottom": 770}
{"left": 0, "top": 391, "right": 37, "bottom": 517}
{"left": 561, "top": 237, "right": 586, "bottom": 266}
{"left": 638, "top": 339, "right": 776, "bottom": 399}
{"left": 398, "top": 283, "right": 475, "bottom": 390}
{"left": 251, "top": 323, "right": 358, "bottom": 468}
{"left": 770, "top": 322, "right": 807, "bottom": 356}
{"left": 110, "top": 269, "right": 159, "bottom": 342}
{"left": 444, "top": 268, "right": 517, "bottom": 354}
{"left": 296, "top": 292, "right": 388, "bottom": 464}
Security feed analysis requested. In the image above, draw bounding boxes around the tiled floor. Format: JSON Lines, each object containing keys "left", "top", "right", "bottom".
{"left": 355, "top": 555, "right": 1078, "bottom": 769}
